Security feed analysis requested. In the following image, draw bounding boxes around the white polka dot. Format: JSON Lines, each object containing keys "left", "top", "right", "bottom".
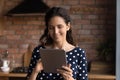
{"left": 69, "top": 58, "right": 72, "bottom": 61}
{"left": 66, "top": 55, "right": 68, "bottom": 57}
{"left": 75, "top": 66, "right": 77, "bottom": 68}
{"left": 83, "top": 77, "right": 85, "bottom": 79}
{"left": 76, "top": 60, "right": 78, "bottom": 62}
{"left": 80, "top": 55, "right": 83, "bottom": 57}
{"left": 77, "top": 65, "right": 80, "bottom": 68}
{"left": 83, "top": 70, "right": 85, "bottom": 73}
{"left": 83, "top": 57, "right": 85, "bottom": 59}
{"left": 37, "top": 50, "right": 39, "bottom": 52}
{"left": 60, "top": 77, "right": 63, "bottom": 79}
{"left": 57, "top": 73, "right": 60, "bottom": 76}
{"left": 82, "top": 51, "right": 85, "bottom": 53}
{"left": 29, "top": 70, "right": 31, "bottom": 73}
{"left": 83, "top": 64, "right": 85, "bottom": 66}
{"left": 72, "top": 68, "right": 75, "bottom": 70}
{"left": 74, "top": 71, "right": 77, "bottom": 74}
{"left": 30, "top": 64, "right": 32, "bottom": 66}
{"left": 42, "top": 73, "right": 45, "bottom": 76}
{"left": 40, "top": 77, "right": 43, "bottom": 80}
{"left": 73, "top": 56, "right": 75, "bottom": 58}
{"left": 79, "top": 74, "right": 82, "bottom": 76}
{"left": 79, "top": 67, "right": 82, "bottom": 70}
{"left": 80, "top": 61, "right": 82, "bottom": 63}
{"left": 53, "top": 77, "right": 56, "bottom": 79}
{"left": 74, "top": 50, "right": 77, "bottom": 52}
{"left": 46, "top": 76, "right": 48, "bottom": 78}
{"left": 77, "top": 53, "right": 79, "bottom": 56}
{"left": 40, "top": 47, "right": 43, "bottom": 49}
{"left": 49, "top": 73, "right": 52, "bottom": 76}
{"left": 70, "top": 52, "right": 73, "bottom": 55}
{"left": 73, "top": 62, "right": 75, "bottom": 64}
{"left": 34, "top": 55, "right": 36, "bottom": 58}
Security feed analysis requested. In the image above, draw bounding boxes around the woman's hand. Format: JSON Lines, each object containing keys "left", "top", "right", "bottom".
{"left": 28, "top": 59, "right": 43, "bottom": 80}
{"left": 33, "top": 59, "right": 43, "bottom": 74}
{"left": 57, "top": 64, "right": 74, "bottom": 80}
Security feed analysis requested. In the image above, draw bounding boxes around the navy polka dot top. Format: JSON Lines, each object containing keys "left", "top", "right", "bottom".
{"left": 26, "top": 45, "right": 88, "bottom": 80}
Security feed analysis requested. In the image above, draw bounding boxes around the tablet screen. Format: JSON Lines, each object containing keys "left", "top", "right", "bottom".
{"left": 40, "top": 49, "right": 67, "bottom": 73}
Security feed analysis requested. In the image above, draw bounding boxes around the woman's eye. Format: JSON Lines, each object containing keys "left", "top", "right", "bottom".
{"left": 58, "top": 25, "right": 63, "bottom": 29}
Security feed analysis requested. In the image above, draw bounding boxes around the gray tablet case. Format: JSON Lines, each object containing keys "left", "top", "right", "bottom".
{"left": 40, "top": 49, "right": 67, "bottom": 73}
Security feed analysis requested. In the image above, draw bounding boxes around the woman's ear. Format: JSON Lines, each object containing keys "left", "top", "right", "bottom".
{"left": 67, "top": 22, "right": 71, "bottom": 31}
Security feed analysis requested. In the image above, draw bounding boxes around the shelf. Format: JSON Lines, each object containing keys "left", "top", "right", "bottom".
{"left": 0, "top": 72, "right": 116, "bottom": 80}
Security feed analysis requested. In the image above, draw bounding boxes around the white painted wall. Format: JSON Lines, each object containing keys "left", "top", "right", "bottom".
{"left": 116, "top": 0, "right": 120, "bottom": 79}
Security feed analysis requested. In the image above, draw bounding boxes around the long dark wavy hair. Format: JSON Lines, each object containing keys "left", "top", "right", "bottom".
{"left": 39, "top": 7, "right": 76, "bottom": 46}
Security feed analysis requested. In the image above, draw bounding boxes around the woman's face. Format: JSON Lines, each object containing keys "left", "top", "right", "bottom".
{"left": 48, "top": 16, "right": 70, "bottom": 43}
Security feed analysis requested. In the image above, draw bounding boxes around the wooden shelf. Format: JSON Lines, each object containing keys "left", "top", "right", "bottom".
{"left": 88, "top": 72, "right": 115, "bottom": 80}
{"left": 0, "top": 61, "right": 116, "bottom": 80}
{"left": 0, "top": 72, "right": 27, "bottom": 77}
{"left": 0, "top": 72, "right": 116, "bottom": 80}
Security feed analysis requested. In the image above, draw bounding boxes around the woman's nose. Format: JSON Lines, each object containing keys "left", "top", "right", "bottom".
{"left": 54, "top": 28, "right": 59, "bottom": 34}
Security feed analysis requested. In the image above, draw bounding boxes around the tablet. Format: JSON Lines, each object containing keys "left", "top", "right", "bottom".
{"left": 40, "top": 49, "right": 67, "bottom": 73}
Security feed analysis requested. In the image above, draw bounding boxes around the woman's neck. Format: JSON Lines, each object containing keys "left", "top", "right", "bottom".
{"left": 53, "top": 41, "right": 67, "bottom": 49}
{"left": 45, "top": 41, "right": 75, "bottom": 52}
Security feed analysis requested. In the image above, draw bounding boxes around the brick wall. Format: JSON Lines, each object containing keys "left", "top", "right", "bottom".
{"left": 0, "top": 0, "right": 116, "bottom": 66}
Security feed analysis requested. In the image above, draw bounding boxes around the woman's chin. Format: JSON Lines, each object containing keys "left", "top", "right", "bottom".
{"left": 54, "top": 39, "right": 61, "bottom": 43}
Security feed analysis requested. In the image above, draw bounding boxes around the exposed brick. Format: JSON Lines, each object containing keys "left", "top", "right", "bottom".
{"left": 70, "top": 6, "right": 108, "bottom": 14}
{"left": 71, "top": 14, "right": 82, "bottom": 19}
{"left": 15, "top": 30, "right": 27, "bottom": 35}
{"left": 27, "top": 30, "right": 41, "bottom": 35}
{"left": 73, "top": 19, "right": 90, "bottom": 25}
{"left": 26, "top": 21, "right": 42, "bottom": 25}
{"left": 91, "top": 29, "right": 106, "bottom": 35}
{"left": 6, "top": 35, "right": 21, "bottom": 40}
{"left": 78, "top": 30, "right": 91, "bottom": 35}
{"left": 46, "top": 0, "right": 62, "bottom": 6}
{"left": 63, "top": 0, "right": 79, "bottom": 5}
{"left": 80, "top": 0, "right": 95, "bottom": 5}
{"left": 0, "top": 30, "right": 3, "bottom": 35}
{"left": 8, "top": 25, "right": 23, "bottom": 30}
{"left": 2, "top": 30, "right": 15, "bottom": 35}
{"left": 0, "top": 44, "right": 8, "bottom": 49}
{"left": 82, "top": 15, "right": 99, "bottom": 20}
{"left": 0, "top": 0, "right": 116, "bottom": 65}
{"left": 91, "top": 20, "right": 106, "bottom": 25}
{"left": 95, "top": 0, "right": 109, "bottom": 5}
{"left": 7, "top": 48, "right": 19, "bottom": 54}
{"left": 82, "top": 25, "right": 99, "bottom": 30}
{"left": 31, "top": 35, "right": 41, "bottom": 40}
{"left": 13, "top": 20, "right": 26, "bottom": 25}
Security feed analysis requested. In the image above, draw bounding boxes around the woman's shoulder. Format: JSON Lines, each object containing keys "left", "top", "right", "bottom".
{"left": 67, "top": 46, "right": 85, "bottom": 54}
{"left": 32, "top": 45, "right": 45, "bottom": 53}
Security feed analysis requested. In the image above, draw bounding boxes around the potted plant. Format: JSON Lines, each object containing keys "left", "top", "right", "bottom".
{"left": 96, "top": 38, "right": 115, "bottom": 62}
{"left": 96, "top": 38, "right": 116, "bottom": 74}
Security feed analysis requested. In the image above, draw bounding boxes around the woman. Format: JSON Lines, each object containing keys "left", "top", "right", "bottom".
{"left": 26, "top": 7, "right": 88, "bottom": 80}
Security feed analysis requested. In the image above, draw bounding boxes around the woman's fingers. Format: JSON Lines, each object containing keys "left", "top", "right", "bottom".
{"left": 57, "top": 64, "right": 73, "bottom": 80}
{"left": 61, "top": 65, "right": 72, "bottom": 72}
{"left": 34, "top": 59, "right": 43, "bottom": 73}
{"left": 57, "top": 69, "right": 72, "bottom": 76}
